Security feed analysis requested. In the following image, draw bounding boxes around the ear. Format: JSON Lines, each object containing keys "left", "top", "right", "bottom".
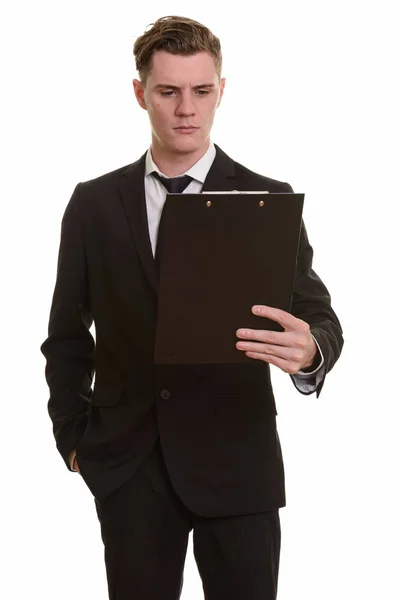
{"left": 133, "top": 79, "right": 147, "bottom": 110}
{"left": 217, "top": 77, "right": 226, "bottom": 108}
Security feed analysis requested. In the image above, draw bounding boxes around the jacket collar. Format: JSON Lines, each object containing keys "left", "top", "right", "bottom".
{"left": 118, "top": 144, "right": 238, "bottom": 295}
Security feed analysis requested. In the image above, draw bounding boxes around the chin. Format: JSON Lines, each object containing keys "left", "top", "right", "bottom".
{"left": 170, "top": 137, "right": 205, "bottom": 155}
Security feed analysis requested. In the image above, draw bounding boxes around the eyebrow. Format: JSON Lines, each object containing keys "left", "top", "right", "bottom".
{"left": 153, "top": 83, "right": 216, "bottom": 90}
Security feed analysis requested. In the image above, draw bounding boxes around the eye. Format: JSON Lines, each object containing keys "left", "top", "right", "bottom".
{"left": 160, "top": 90, "right": 176, "bottom": 97}
{"left": 196, "top": 90, "right": 209, "bottom": 96}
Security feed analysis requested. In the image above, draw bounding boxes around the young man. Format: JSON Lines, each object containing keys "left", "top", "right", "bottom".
{"left": 41, "top": 15, "right": 343, "bottom": 600}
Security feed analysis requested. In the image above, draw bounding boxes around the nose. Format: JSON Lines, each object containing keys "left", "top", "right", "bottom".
{"left": 175, "top": 90, "right": 196, "bottom": 116}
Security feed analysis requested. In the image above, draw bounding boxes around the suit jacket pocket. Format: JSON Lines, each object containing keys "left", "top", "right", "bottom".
{"left": 91, "top": 384, "right": 124, "bottom": 407}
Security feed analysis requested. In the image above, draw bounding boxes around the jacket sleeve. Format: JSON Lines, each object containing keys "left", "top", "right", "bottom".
{"left": 284, "top": 184, "right": 344, "bottom": 397}
{"left": 40, "top": 183, "right": 95, "bottom": 469}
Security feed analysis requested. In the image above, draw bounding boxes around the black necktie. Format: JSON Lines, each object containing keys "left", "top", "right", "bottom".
{"left": 152, "top": 172, "right": 193, "bottom": 275}
{"left": 152, "top": 171, "right": 193, "bottom": 194}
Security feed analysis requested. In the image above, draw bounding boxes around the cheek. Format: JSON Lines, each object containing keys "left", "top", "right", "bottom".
{"left": 204, "top": 98, "right": 219, "bottom": 116}
{"left": 148, "top": 105, "right": 161, "bottom": 126}
{"left": 203, "top": 105, "right": 218, "bottom": 123}
{"left": 150, "top": 103, "right": 167, "bottom": 123}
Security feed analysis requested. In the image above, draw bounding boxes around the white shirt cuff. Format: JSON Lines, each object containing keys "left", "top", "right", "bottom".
{"left": 69, "top": 450, "right": 78, "bottom": 471}
{"left": 295, "top": 334, "right": 324, "bottom": 377}
{"left": 291, "top": 334, "right": 325, "bottom": 393}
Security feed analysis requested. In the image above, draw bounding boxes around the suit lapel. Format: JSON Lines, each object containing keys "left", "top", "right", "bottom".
{"left": 118, "top": 152, "right": 159, "bottom": 295}
{"left": 202, "top": 144, "right": 237, "bottom": 192}
{"left": 118, "top": 144, "right": 238, "bottom": 296}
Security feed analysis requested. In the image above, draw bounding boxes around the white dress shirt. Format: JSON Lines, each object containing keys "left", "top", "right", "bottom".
{"left": 70, "top": 143, "right": 324, "bottom": 471}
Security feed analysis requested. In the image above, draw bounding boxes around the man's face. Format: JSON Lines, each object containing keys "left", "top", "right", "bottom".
{"left": 133, "top": 50, "right": 225, "bottom": 156}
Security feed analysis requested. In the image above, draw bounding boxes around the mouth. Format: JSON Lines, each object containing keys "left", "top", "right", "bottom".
{"left": 174, "top": 126, "right": 199, "bottom": 134}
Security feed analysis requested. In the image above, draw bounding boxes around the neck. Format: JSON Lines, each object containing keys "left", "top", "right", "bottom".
{"left": 150, "top": 138, "right": 210, "bottom": 177}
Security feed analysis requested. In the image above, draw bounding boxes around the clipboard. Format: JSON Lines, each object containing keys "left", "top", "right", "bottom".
{"left": 154, "top": 192, "right": 304, "bottom": 364}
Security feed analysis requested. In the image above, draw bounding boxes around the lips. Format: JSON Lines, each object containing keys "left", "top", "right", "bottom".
{"left": 174, "top": 126, "right": 199, "bottom": 133}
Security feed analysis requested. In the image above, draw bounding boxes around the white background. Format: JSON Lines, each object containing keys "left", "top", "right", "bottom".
{"left": 2, "top": 1, "right": 399, "bottom": 598}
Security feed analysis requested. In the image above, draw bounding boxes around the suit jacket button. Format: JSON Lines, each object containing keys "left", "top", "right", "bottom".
{"left": 160, "top": 389, "right": 171, "bottom": 400}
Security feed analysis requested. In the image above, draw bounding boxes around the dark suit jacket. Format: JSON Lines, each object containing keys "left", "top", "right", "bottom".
{"left": 40, "top": 144, "right": 343, "bottom": 517}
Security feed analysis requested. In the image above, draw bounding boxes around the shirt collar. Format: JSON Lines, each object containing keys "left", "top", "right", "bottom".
{"left": 145, "top": 142, "right": 216, "bottom": 184}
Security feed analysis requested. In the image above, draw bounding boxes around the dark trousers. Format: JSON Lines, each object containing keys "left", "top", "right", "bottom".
{"left": 94, "top": 439, "right": 281, "bottom": 600}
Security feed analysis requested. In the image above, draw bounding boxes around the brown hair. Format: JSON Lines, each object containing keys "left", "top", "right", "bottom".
{"left": 133, "top": 16, "right": 222, "bottom": 86}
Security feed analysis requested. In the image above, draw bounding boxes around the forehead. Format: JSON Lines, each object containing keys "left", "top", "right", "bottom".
{"left": 147, "top": 50, "right": 219, "bottom": 86}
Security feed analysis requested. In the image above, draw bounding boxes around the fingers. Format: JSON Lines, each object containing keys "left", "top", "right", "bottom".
{"left": 236, "top": 340, "right": 304, "bottom": 363}
{"left": 236, "top": 328, "right": 294, "bottom": 347}
{"left": 244, "top": 351, "right": 301, "bottom": 375}
{"left": 236, "top": 306, "right": 314, "bottom": 374}
{"left": 251, "top": 305, "right": 309, "bottom": 333}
